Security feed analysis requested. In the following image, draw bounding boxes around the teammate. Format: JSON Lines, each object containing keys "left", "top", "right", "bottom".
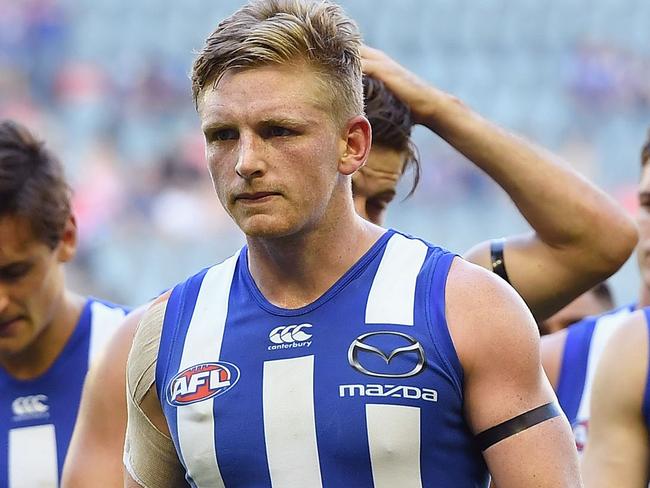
{"left": 541, "top": 131, "right": 650, "bottom": 456}
{"left": 359, "top": 45, "right": 635, "bottom": 321}
{"left": 0, "top": 120, "right": 129, "bottom": 487}
{"left": 120, "top": 1, "right": 579, "bottom": 486}
{"left": 63, "top": 7, "right": 638, "bottom": 488}
{"left": 580, "top": 133, "right": 650, "bottom": 487}
{"left": 540, "top": 283, "right": 614, "bottom": 336}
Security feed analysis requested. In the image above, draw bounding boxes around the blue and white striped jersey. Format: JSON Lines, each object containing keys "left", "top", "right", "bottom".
{"left": 556, "top": 304, "right": 635, "bottom": 452}
{"left": 0, "top": 298, "right": 128, "bottom": 488}
{"left": 156, "top": 230, "right": 489, "bottom": 488}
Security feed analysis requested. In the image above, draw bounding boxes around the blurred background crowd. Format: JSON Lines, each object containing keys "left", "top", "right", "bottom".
{"left": 1, "top": 0, "right": 649, "bottom": 306}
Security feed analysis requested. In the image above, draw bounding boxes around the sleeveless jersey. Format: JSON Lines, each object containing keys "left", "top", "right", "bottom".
{"left": 0, "top": 298, "right": 129, "bottom": 488}
{"left": 556, "top": 304, "right": 635, "bottom": 452}
{"left": 156, "top": 230, "right": 489, "bottom": 488}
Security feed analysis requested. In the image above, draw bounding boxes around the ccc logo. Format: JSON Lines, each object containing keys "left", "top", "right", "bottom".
{"left": 12, "top": 395, "right": 49, "bottom": 416}
{"left": 269, "top": 323, "right": 313, "bottom": 344}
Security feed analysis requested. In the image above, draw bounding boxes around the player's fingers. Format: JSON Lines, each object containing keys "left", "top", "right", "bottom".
{"left": 360, "top": 57, "right": 380, "bottom": 76}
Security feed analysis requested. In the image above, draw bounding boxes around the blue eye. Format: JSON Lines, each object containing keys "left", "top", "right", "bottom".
{"left": 214, "top": 129, "right": 238, "bottom": 141}
{"left": 268, "top": 126, "right": 292, "bottom": 137}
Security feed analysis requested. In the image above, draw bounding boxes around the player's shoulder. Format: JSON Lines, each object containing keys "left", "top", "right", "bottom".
{"left": 445, "top": 256, "right": 539, "bottom": 373}
{"left": 604, "top": 308, "right": 649, "bottom": 365}
{"left": 591, "top": 308, "right": 650, "bottom": 415}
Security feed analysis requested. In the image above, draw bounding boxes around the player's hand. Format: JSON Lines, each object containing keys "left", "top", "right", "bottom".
{"left": 361, "top": 45, "right": 443, "bottom": 125}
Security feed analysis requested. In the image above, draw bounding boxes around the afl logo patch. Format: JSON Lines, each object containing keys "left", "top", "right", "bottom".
{"left": 167, "top": 362, "right": 240, "bottom": 406}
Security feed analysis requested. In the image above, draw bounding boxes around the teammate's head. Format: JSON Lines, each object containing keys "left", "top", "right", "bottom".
{"left": 194, "top": 0, "right": 371, "bottom": 238}
{"left": 192, "top": 0, "right": 364, "bottom": 127}
{"left": 540, "top": 282, "right": 614, "bottom": 335}
{"left": 0, "top": 120, "right": 77, "bottom": 356}
{"left": 354, "top": 75, "right": 420, "bottom": 224}
{"left": 637, "top": 128, "right": 650, "bottom": 290}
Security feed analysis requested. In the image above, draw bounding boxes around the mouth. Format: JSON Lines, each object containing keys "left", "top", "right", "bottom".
{"left": 0, "top": 317, "right": 24, "bottom": 337}
{"left": 235, "top": 192, "right": 281, "bottom": 203}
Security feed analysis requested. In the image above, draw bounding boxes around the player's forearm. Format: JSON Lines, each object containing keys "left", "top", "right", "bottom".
{"left": 421, "top": 90, "right": 637, "bottom": 274}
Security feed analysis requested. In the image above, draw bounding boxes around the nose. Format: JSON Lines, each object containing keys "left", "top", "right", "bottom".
{"left": 235, "top": 133, "right": 266, "bottom": 180}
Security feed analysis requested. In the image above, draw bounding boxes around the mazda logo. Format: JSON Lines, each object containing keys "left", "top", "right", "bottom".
{"left": 348, "top": 331, "right": 425, "bottom": 378}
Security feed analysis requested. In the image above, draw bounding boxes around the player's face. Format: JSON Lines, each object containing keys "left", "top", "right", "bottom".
{"left": 198, "top": 63, "right": 347, "bottom": 239}
{"left": 637, "top": 163, "right": 650, "bottom": 287}
{"left": 0, "top": 215, "right": 74, "bottom": 356}
{"left": 352, "top": 145, "right": 405, "bottom": 225}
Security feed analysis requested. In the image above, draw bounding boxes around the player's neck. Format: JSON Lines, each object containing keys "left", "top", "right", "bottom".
{"left": 246, "top": 209, "right": 384, "bottom": 310}
{"left": 0, "top": 290, "right": 86, "bottom": 380}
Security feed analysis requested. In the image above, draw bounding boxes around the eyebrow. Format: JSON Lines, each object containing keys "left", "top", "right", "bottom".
{"left": 201, "top": 117, "right": 309, "bottom": 134}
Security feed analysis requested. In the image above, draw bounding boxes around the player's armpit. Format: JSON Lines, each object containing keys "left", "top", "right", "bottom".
{"left": 124, "top": 296, "right": 186, "bottom": 487}
{"left": 445, "top": 258, "right": 582, "bottom": 487}
{"left": 582, "top": 310, "right": 650, "bottom": 488}
{"left": 62, "top": 304, "right": 148, "bottom": 488}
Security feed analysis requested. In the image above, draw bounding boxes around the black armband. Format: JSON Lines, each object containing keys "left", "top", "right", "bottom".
{"left": 490, "top": 238, "right": 511, "bottom": 285}
{"left": 475, "top": 402, "right": 562, "bottom": 451}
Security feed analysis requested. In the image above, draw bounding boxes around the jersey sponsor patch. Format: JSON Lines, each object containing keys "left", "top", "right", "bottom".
{"left": 167, "top": 362, "right": 240, "bottom": 406}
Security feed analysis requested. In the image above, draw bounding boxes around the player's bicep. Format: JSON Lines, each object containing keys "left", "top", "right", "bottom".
{"left": 446, "top": 260, "right": 580, "bottom": 487}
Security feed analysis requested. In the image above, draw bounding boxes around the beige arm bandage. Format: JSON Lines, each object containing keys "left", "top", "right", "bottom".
{"left": 123, "top": 300, "right": 187, "bottom": 487}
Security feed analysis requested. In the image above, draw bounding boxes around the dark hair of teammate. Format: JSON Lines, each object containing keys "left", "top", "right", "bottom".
{"left": 0, "top": 120, "right": 72, "bottom": 249}
{"left": 363, "top": 75, "right": 420, "bottom": 197}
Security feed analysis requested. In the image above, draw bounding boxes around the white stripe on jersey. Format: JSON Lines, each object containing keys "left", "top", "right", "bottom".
{"left": 575, "top": 307, "right": 632, "bottom": 422}
{"left": 177, "top": 253, "right": 239, "bottom": 488}
{"left": 366, "top": 404, "right": 422, "bottom": 488}
{"left": 88, "top": 301, "right": 127, "bottom": 364}
{"left": 365, "top": 234, "right": 428, "bottom": 326}
{"left": 263, "top": 356, "right": 322, "bottom": 488}
{"left": 9, "top": 425, "right": 58, "bottom": 488}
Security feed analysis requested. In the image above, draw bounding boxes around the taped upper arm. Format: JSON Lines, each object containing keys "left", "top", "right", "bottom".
{"left": 124, "top": 293, "right": 187, "bottom": 487}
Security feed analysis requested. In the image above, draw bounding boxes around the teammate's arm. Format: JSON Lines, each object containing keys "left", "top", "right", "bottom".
{"left": 362, "top": 45, "right": 637, "bottom": 320}
{"left": 445, "top": 258, "right": 581, "bottom": 486}
{"left": 61, "top": 306, "right": 147, "bottom": 488}
{"left": 123, "top": 294, "right": 186, "bottom": 488}
{"left": 582, "top": 310, "right": 650, "bottom": 488}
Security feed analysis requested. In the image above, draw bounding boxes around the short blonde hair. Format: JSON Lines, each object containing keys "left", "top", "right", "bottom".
{"left": 191, "top": 0, "right": 364, "bottom": 125}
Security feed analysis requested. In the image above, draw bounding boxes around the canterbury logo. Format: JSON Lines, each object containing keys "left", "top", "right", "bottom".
{"left": 348, "top": 331, "right": 425, "bottom": 378}
{"left": 12, "top": 395, "right": 49, "bottom": 418}
{"left": 269, "top": 324, "right": 312, "bottom": 349}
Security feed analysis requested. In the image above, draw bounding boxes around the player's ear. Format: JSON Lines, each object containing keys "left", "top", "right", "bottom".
{"left": 339, "top": 115, "right": 372, "bottom": 176}
{"left": 56, "top": 215, "right": 78, "bottom": 263}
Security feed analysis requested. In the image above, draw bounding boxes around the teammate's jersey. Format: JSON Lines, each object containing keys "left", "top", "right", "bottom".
{"left": 0, "top": 298, "right": 129, "bottom": 488}
{"left": 156, "top": 230, "right": 489, "bottom": 488}
{"left": 556, "top": 303, "right": 635, "bottom": 452}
